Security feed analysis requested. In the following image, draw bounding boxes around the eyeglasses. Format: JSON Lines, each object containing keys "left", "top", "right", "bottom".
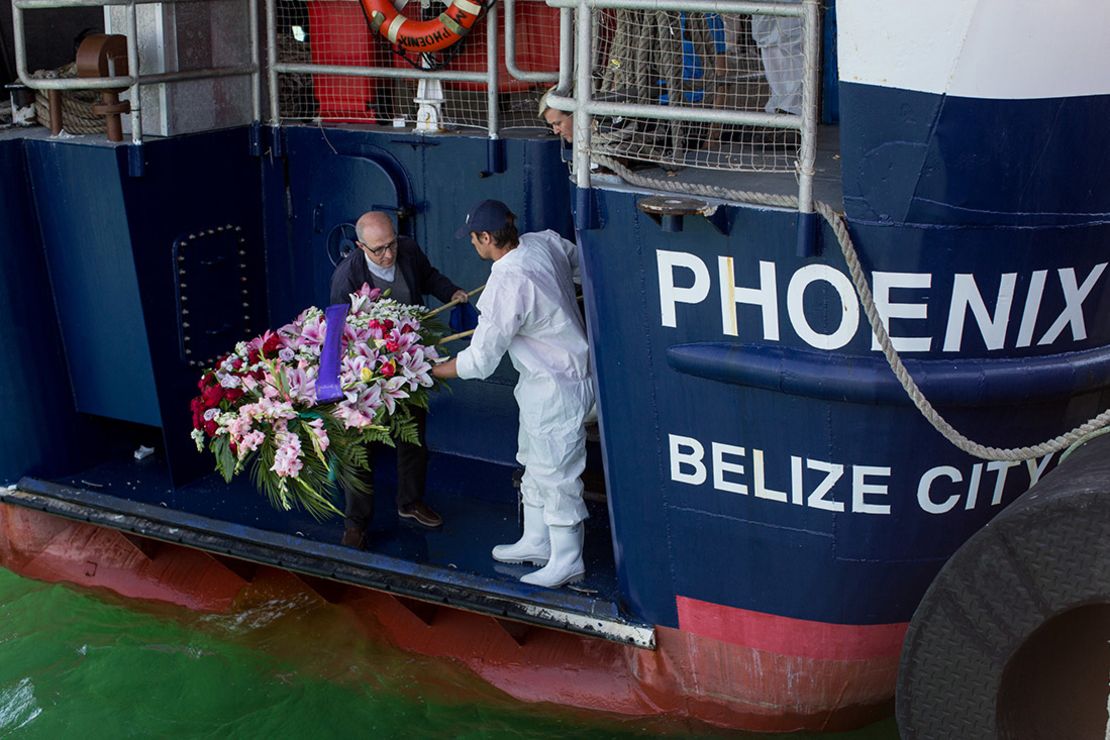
{"left": 359, "top": 239, "right": 397, "bottom": 256}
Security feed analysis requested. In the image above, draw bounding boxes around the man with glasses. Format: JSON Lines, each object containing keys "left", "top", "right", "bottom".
{"left": 329, "top": 211, "right": 469, "bottom": 548}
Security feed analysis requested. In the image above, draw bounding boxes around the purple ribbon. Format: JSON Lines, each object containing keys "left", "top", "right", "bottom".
{"left": 315, "top": 303, "right": 349, "bottom": 404}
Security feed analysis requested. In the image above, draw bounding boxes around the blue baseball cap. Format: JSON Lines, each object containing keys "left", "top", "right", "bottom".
{"left": 455, "top": 199, "right": 514, "bottom": 238}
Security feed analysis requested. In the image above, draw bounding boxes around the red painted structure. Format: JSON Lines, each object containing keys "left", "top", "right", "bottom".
{"left": 0, "top": 503, "right": 897, "bottom": 732}
{"left": 305, "top": 0, "right": 559, "bottom": 123}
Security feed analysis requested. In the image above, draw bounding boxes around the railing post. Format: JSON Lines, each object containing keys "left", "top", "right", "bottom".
{"left": 796, "top": 0, "right": 821, "bottom": 257}
{"left": 572, "top": 0, "right": 590, "bottom": 190}
{"left": 572, "top": 0, "right": 596, "bottom": 230}
{"left": 265, "top": 0, "right": 279, "bottom": 125}
{"left": 125, "top": 1, "right": 142, "bottom": 145}
{"left": 558, "top": 7, "right": 573, "bottom": 92}
{"left": 504, "top": 0, "right": 559, "bottom": 83}
{"left": 486, "top": 2, "right": 500, "bottom": 139}
{"left": 485, "top": 2, "right": 507, "bottom": 173}
{"left": 11, "top": 4, "right": 29, "bottom": 87}
{"left": 249, "top": 0, "right": 260, "bottom": 123}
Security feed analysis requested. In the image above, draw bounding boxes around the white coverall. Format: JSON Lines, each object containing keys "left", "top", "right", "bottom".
{"left": 455, "top": 230, "right": 594, "bottom": 527}
{"left": 752, "top": 1, "right": 804, "bottom": 116}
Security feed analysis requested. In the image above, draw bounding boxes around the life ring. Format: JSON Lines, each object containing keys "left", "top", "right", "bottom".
{"left": 360, "top": 0, "right": 484, "bottom": 53}
{"left": 895, "top": 432, "right": 1110, "bottom": 738}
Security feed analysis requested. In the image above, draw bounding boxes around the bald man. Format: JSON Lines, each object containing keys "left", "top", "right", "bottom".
{"left": 329, "top": 211, "right": 468, "bottom": 548}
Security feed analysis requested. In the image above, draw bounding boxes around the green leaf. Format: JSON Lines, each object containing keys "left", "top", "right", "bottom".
{"left": 213, "top": 436, "right": 236, "bottom": 483}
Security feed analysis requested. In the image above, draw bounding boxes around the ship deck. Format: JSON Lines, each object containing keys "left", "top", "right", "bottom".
{"left": 4, "top": 442, "right": 653, "bottom": 648}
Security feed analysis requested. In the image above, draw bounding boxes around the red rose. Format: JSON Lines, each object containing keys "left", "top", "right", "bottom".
{"left": 380, "top": 361, "right": 396, "bottom": 378}
{"left": 223, "top": 387, "right": 244, "bottom": 403}
{"left": 204, "top": 420, "right": 218, "bottom": 436}
{"left": 197, "top": 372, "right": 215, "bottom": 390}
{"left": 190, "top": 398, "right": 205, "bottom": 429}
{"left": 385, "top": 340, "right": 399, "bottom": 353}
{"left": 231, "top": 358, "right": 243, "bottom": 371}
{"left": 381, "top": 319, "right": 394, "bottom": 332}
{"left": 261, "top": 332, "right": 283, "bottom": 355}
{"left": 201, "top": 384, "right": 223, "bottom": 407}
{"left": 247, "top": 348, "right": 260, "bottom": 365}
{"left": 368, "top": 319, "right": 381, "bottom": 331}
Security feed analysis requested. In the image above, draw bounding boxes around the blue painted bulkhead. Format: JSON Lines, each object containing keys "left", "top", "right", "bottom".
{"left": 264, "top": 126, "right": 574, "bottom": 465}
{"left": 836, "top": 84, "right": 1110, "bottom": 227}
{"left": 0, "top": 138, "right": 85, "bottom": 483}
{"left": 23, "top": 140, "right": 160, "bottom": 428}
{"left": 18, "top": 129, "right": 271, "bottom": 486}
{"left": 0, "top": 124, "right": 573, "bottom": 484}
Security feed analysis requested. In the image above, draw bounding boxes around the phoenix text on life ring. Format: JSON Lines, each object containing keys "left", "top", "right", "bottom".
{"left": 361, "top": 0, "right": 484, "bottom": 53}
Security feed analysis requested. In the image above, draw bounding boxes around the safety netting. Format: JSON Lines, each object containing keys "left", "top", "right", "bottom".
{"left": 275, "top": 0, "right": 558, "bottom": 129}
{"left": 273, "top": 0, "right": 806, "bottom": 173}
{"left": 590, "top": 9, "right": 803, "bottom": 173}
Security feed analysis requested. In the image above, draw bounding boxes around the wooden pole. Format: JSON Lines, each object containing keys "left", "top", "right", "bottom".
{"left": 437, "top": 328, "right": 476, "bottom": 345}
{"left": 423, "top": 284, "right": 485, "bottom": 319}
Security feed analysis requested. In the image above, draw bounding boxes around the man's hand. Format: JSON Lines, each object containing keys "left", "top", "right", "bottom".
{"left": 432, "top": 357, "right": 459, "bottom": 380}
{"left": 450, "top": 289, "right": 469, "bottom": 304}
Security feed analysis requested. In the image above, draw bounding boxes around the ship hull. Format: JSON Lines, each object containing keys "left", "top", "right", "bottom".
{"left": 0, "top": 501, "right": 897, "bottom": 732}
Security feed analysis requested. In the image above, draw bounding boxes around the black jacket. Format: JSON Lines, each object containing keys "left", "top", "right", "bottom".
{"left": 329, "top": 236, "right": 460, "bottom": 308}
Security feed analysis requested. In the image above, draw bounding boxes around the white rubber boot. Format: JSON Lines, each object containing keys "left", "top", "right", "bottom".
{"left": 492, "top": 503, "right": 549, "bottom": 565}
{"left": 520, "top": 523, "right": 584, "bottom": 588}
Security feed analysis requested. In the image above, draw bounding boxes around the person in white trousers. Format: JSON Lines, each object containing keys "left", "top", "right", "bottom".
{"left": 752, "top": 1, "right": 804, "bottom": 116}
{"left": 432, "top": 200, "right": 594, "bottom": 589}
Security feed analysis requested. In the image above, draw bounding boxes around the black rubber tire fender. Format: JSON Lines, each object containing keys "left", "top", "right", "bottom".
{"left": 896, "top": 433, "right": 1110, "bottom": 739}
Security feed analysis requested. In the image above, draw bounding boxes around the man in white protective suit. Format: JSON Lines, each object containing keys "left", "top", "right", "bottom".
{"left": 431, "top": 200, "right": 595, "bottom": 589}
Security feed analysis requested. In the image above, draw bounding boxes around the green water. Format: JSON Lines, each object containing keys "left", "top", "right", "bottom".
{"left": 0, "top": 568, "right": 899, "bottom": 738}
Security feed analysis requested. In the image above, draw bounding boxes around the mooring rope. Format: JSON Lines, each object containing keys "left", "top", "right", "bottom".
{"left": 593, "top": 153, "right": 1110, "bottom": 462}
{"left": 30, "top": 64, "right": 107, "bottom": 135}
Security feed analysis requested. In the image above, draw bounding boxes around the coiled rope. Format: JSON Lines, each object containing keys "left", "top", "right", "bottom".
{"left": 31, "top": 63, "right": 107, "bottom": 135}
{"left": 593, "top": 153, "right": 1110, "bottom": 462}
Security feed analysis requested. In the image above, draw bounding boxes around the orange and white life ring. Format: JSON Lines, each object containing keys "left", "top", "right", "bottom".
{"left": 361, "top": 0, "right": 484, "bottom": 53}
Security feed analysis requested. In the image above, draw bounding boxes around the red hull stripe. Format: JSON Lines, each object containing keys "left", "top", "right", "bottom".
{"left": 676, "top": 596, "right": 908, "bottom": 661}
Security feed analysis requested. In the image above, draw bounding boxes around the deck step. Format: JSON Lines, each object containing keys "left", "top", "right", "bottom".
{"left": 5, "top": 479, "right": 655, "bottom": 649}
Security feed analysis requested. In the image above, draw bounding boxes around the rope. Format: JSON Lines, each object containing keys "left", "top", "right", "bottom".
{"left": 30, "top": 63, "right": 107, "bottom": 135}
{"left": 593, "top": 153, "right": 1110, "bottom": 462}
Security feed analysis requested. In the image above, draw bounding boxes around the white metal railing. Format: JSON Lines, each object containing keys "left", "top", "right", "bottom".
{"left": 13, "top": 0, "right": 559, "bottom": 140}
{"left": 11, "top": 0, "right": 261, "bottom": 147}
{"left": 504, "top": 0, "right": 560, "bottom": 83}
{"left": 12, "top": 0, "right": 819, "bottom": 191}
{"left": 544, "top": 0, "right": 822, "bottom": 217}
{"left": 266, "top": 0, "right": 569, "bottom": 137}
